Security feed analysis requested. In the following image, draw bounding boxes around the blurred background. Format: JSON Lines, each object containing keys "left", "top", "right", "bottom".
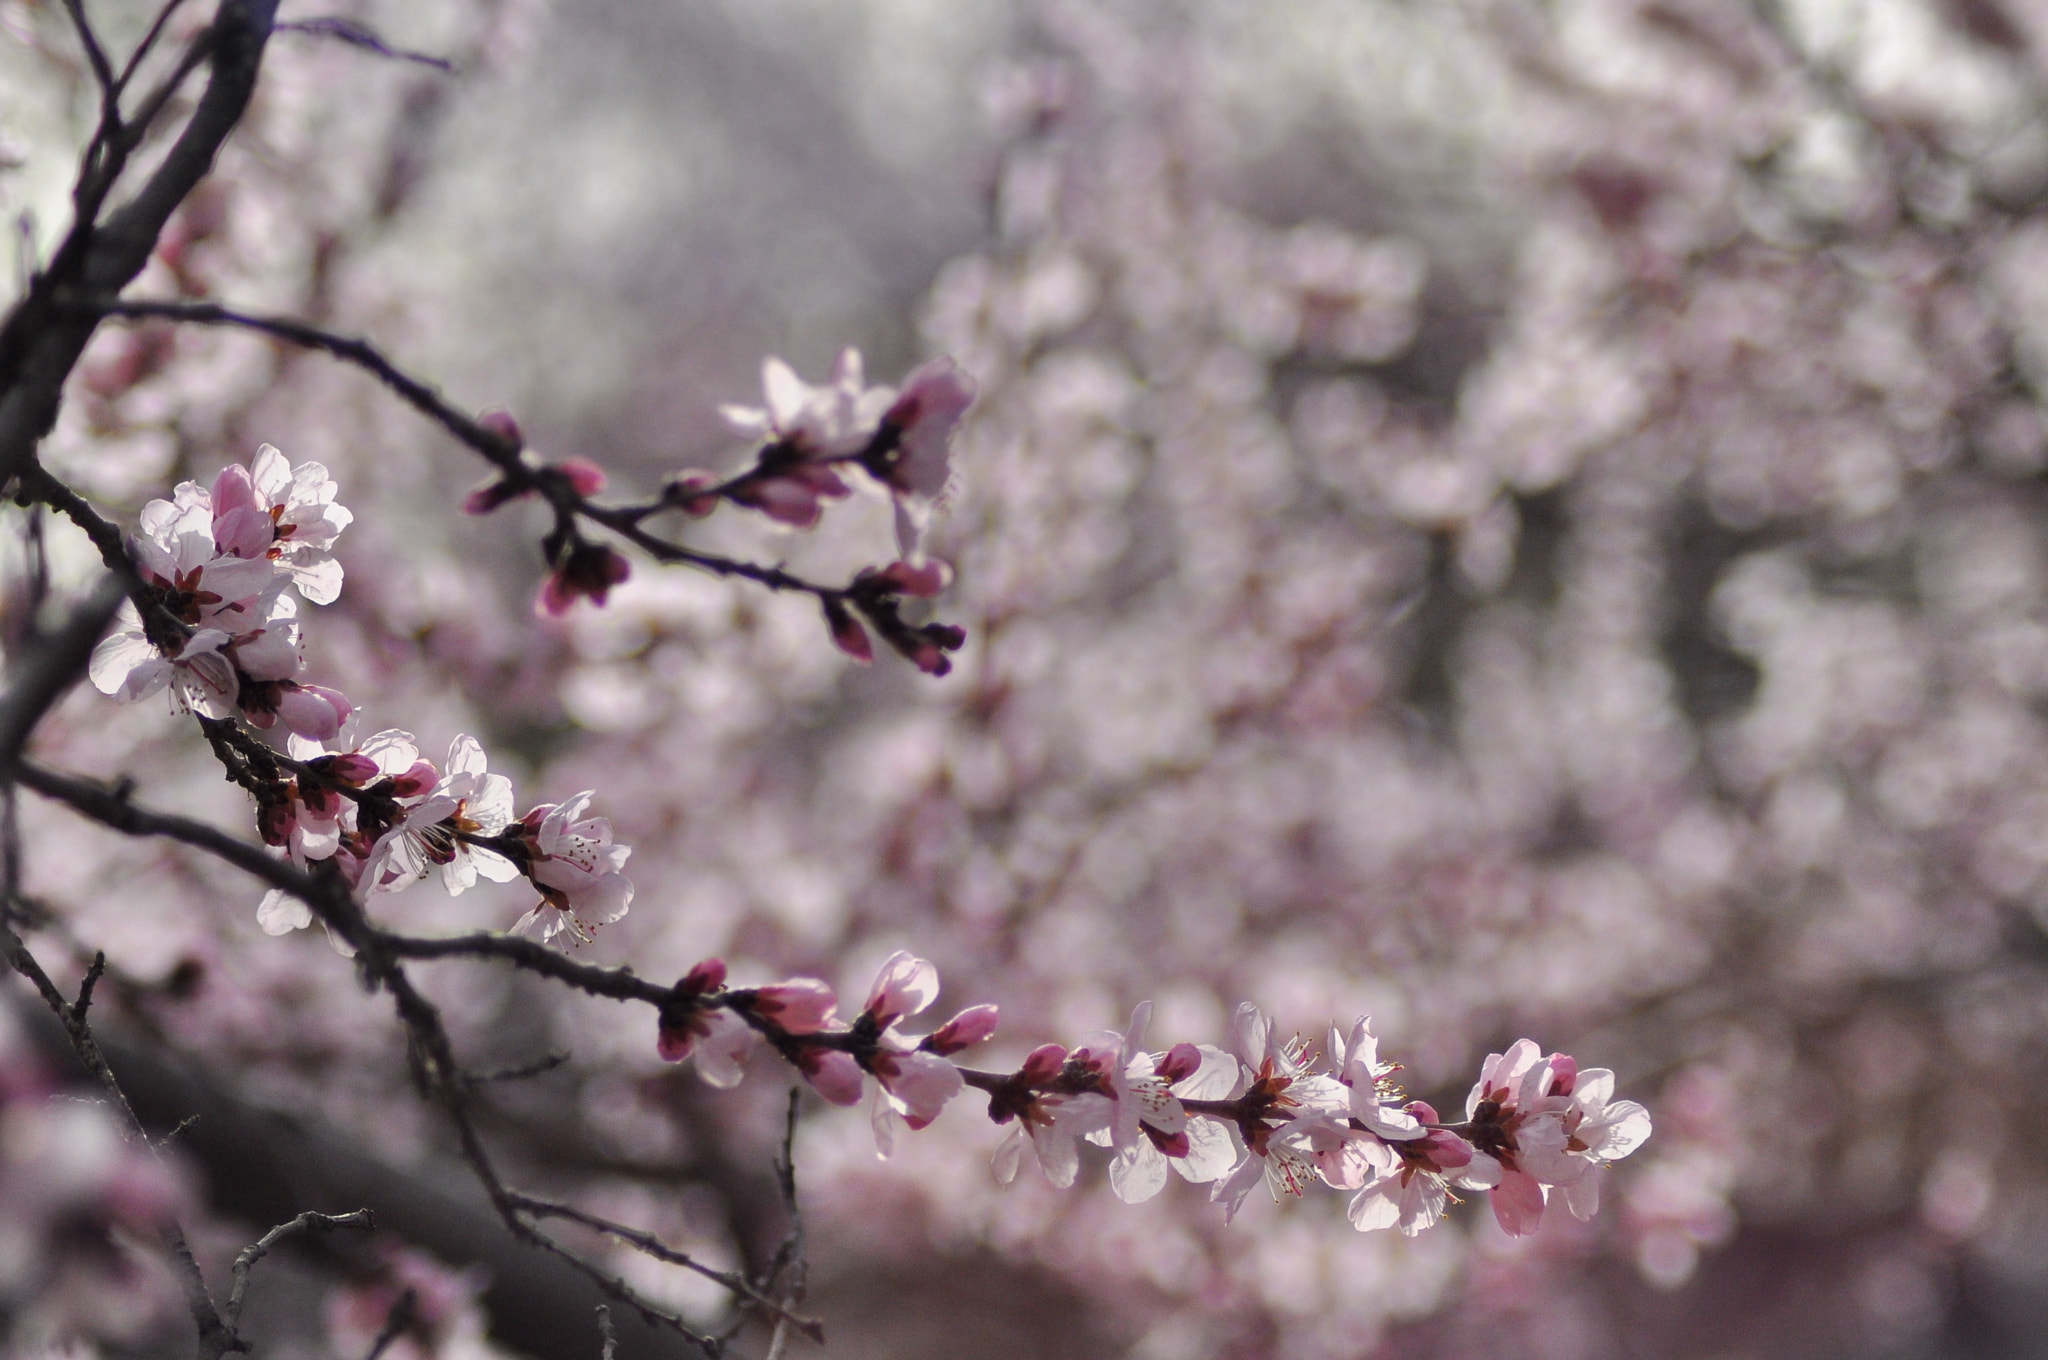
{"left": 11, "top": 0, "right": 2048, "bottom": 1355}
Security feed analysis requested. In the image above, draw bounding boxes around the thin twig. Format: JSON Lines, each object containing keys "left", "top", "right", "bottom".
{"left": 225, "top": 1209, "right": 375, "bottom": 1332}
{"left": 596, "top": 1305, "right": 617, "bottom": 1360}
{"left": 276, "top": 17, "right": 454, "bottom": 70}
{"left": 510, "top": 1194, "right": 823, "bottom": 1342}
{"left": 116, "top": 0, "right": 196, "bottom": 95}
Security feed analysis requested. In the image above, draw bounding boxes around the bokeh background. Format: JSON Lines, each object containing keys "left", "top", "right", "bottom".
{"left": 10, "top": 0, "right": 2048, "bottom": 1355}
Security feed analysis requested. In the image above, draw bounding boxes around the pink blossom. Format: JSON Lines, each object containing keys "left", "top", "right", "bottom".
{"left": 750, "top": 977, "right": 838, "bottom": 1033}
{"left": 1512, "top": 1065, "right": 1653, "bottom": 1222}
{"left": 719, "top": 349, "right": 894, "bottom": 458}
{"left": 210, "top": 444, "right": 354, "bottom": 604}
{"left": 1347, "top": 1103, "right": 1499, "bottom": 1237}
{"left": 363, "top": 735, "right": 517, "bottom": 896}
{"left": 869, "top": 356, "right": 977, "bottom": 501}
{"left": 859, "top": 952, "right": 965, "bottom": 1154}
{"left": 924, "top": 1003, "right": 999, "bottom": 1055}
{"left": 511, "top": 790, "right": 634, "bottom": 944}
{"left": 536, "top": 542, "right": 631, "bottom": 615}
{"left": 991, "top": 1043, "right": 1114, "bottom": 1190}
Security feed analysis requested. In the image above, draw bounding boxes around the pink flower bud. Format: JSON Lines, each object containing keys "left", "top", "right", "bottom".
{"left": 752, "top": 978, "right": 837, "bottom": 1033}
{"left": 730, "top": 474, "right": 825, "bottom": 528}
{"left": 463, "top": 481, "right": 522, "bottom": 515}
{"left": 1406, "top": 1100, "right": 1439, "bottom": 1124}
{"left": 925, "top": 1003, "right": 999, "bottom": 1055}
{"left": 325, "top": 753, "right": 381, "bottom": 785}
{"left": 877, "top": 558, "right": 954, "bottom": 598}
{"left": 1149, "top": 1127, "right": 1192, "bottom": 1158}
{"left": 537, "top": 543, "right": 632, "bottom": 616}
{"left": 211, "top": 462, "right": 259, "bottom": 517}
{"left": 799, "top": 1048, "right": 865, "bottom": 1106}
{"left": 1546, "top": 1054, "right": 1578, "bottom": 1097}
{"left": 656, "top": 1025, "right": 695, "bottom": 1063}
{"left": 666, "top": 470, "right": 720, "bottom": 518}
{"left": 1420, "top": 1129, "right": 1473, "bottom": 1169}
{"left": 478, "top": 409, "right": 523, "bottom": 449}
{"left": 1154, "top": 1042, "right": 1203, "bottom": 1084}
{"left": 390, "top": 760, "right": 440, "bottom": 799}
{"left": 863, "top": 951, "right": 940, "bottom": 1027}
{"left": 1020, "top": 1043, "right": 1068, "bottom": 1084}
{"left": 556, "top": 457, "right": 608, "bottom": 497}
{"left": 910, "top": 643, "right": 951, "bottom": 677}
{"left": 682, "top": 958, "right": 728, "bottom": 995}
{"left": 824, "top": 600, "right": 873, "bottom": 663}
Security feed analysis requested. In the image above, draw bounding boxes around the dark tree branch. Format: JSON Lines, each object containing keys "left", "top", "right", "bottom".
{"left": 225, "top": 1209, "right": 376, "bottom": 1335}
{"left": 0, "top": 0, "right": 278, "bottom": 488}
{"left": 0, "top": 572, "right": 125, "bottom": 767}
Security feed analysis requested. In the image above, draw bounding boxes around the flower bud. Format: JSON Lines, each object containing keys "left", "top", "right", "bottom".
{"left": 478, "top": 409, "right": 524, "bottom": 450}
{"left": 556, "top": 457, "right": 608, "bottom": 498}
{"left": 823, "top": 599, "right": 874, "bottom": 664}
{"left": 925, "top": 1003, "right": 1000, "bottom": 1055}
{"left": 1020, "top": 1043, "right": 1067, "bottom": 1084}
{"left": 1154, "top": 1042, "right": 1202, "bottom": 1084}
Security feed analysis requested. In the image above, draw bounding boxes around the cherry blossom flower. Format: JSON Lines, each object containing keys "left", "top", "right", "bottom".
{"left": 1083, "top": 1015, "right": 1241, "bottom": 1203}
{"left": 510, "top": 790, "right": 634, "bottom": 944}
{"left": 990, "top": 1044, "right": 1113, "bottom": 1189}
{"left": 1208, "top": 1004, "right": 1349, "bottom": 1221}
{"left": 859, "top": 952, "right": 968, "bottom": 1156}
{"left": 1347, "top": 1101, "right": 1499, "bottom": 1237}
{"left": 1510, "top": 1061, "right": 1653, "bottom": 1222}
{"left": 88, "top": 617, "right": 238, "bottom": 717}
{"left": 207, "top": 445, "right": 354, "bottom": 604}
{"left": 656, "top": 961, "right": 761, "bottom": 1087}
{"left": 720, "top": 349, "right": 894, "bottom": 458}
{"left": 362, "top": 735, "right": 517, "bottom": 896}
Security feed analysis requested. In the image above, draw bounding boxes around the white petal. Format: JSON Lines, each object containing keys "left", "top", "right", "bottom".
{"left": 256, "top": 890, "right": 312, "bottom": 935}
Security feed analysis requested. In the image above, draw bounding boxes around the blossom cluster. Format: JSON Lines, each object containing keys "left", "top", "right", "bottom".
{"left": 657, "top": 951, "right": 1651, "bottom": 1238}
{"left": 88, "top": 443, "right": 354, "bottom": 741}
{"left": 79, "top": 347, "right": 977, "bottom": 941}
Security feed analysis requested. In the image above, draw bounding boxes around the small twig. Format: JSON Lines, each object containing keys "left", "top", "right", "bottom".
{"left": 69, "top": 950, "right": 105, "bottom": 1025}
{"left": 61, "top": 0, "right": 121, "bottom": 116}
{"left": 511, "top": 1194, "right": 823, "bottom": 1343}
{"left": 596, "top": 1305, "right": 618, "bottom": 1360}
{"left": 116, "top": 0, "right": 196, "bottom": 95}
{"left": 461, "top": 1050, "right": 571, "bottom": 1086}
{"left": 361, "top": 1287, "right": 417, "bottom": 1360}
{"left": 225, "top": 1209, "right": 375, "bottom": 1333}
{"left": 276, "top": 17, "right": 453, "bottom": 70}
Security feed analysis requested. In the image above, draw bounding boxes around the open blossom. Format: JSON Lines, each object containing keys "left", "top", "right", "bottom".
{"left": 257, "top": 730, "right": 437, "bottom": 936}
{"left": 1348, "top": 1101, "right": 1499, "bottom": 1237}
{"left": 89, "top": 617, "right": 238, "bottom": 717}
{"left": 859, "top": 952, "right": 971, "bottom": 1156}
{"left": 363, "top": 735, "right": 517, "bottom": 896}
{"left": 510, "top": 791, "right": 634, "bottom": 943}
{"left": 990, "top": 1044, "right": 1113, "bottom": 1189}
{"left": 865, "top": 357, "right": 976, "bottom": 560}
{"left": 207, "top": 444, "right": 353, "bottom": 604}
{"left": 720, "top": 349, "right": 894, "bottom": 459}
{"left": 1209, "top": 1004, "right": 1350, "bottom": 1221}
{"left": 1081, "top": 1007, "right": 1241, "bottom": 1203}
{"left": 656, "top": 960, "right": 759, "bottom": 1087}
{"left": 1503, "top": 1057, "right": 1653, "bottom": 1224}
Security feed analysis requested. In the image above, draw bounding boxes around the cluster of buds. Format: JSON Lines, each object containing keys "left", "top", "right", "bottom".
{"left": 89, "top": 444, "right": 354, "bottom": 741}
{"left": 657, "top": 953, "right": 1652, "bottom": 1238}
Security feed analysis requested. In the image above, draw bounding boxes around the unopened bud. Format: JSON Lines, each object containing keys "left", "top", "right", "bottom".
{"left": 682, "top": 958, "right": 728, "bottom": 996}
{"left": 478, "top": 409, "right": 524, "bottom": 450}
{"left": 823, "top": 599, "right": 873, "bottom": 663}
{"left": 556, "top": 457, "right": 608, "bottom": 498}
{"left": 1155, "top": 1042, "right": 1202, "bottom": 1085}
{"left": 924, "top": 1003, "right": 1000, "bottom": 1055}
{"left": 1020, "top": 1043, "right": 1067, "bottom": 1084}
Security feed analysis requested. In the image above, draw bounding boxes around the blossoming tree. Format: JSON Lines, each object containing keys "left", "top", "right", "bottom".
{"left": 0, "top": 1, "right": 1671, "bottom": 1356}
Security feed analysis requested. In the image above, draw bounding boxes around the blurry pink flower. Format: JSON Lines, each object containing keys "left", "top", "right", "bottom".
{"left": 750, "top": 977, "right": 839, "bottom": 1033}
{"left": 870, "top": 356, "right": 977, "bottom": 501}
{"left": 924, "top": 1003, "right": 999, "bottom": 1055}
{"left": 720, "top": 349, "right": 893, "bottom": 458}
{"left": 536, "top": 542, "right": 630, "bottom": 615}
